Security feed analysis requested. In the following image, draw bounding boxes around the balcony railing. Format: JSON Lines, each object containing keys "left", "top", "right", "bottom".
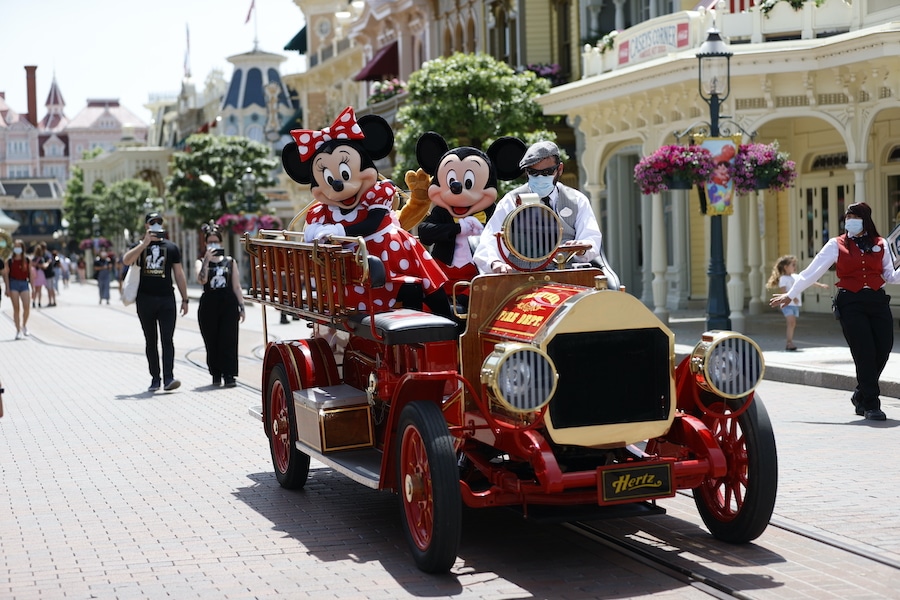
{"left": 581, "top": 0, "right": 875, "bottom": 79}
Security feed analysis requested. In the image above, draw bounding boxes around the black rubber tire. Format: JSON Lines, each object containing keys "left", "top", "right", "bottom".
{"left": 694, "top": 394, "right": 778, "bottom": 543}
{"left": 267, "top": 364, "right": 310, "bottom": 489}
{"left": 396, "top": 401, "right": 462, "bottom": 573}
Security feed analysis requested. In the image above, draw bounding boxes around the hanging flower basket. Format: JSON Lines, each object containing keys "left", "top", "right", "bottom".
{"left": 664, "top": 176, "right": 695, "bottom": 190}
{"left": 634, "top": 145, "right": 715, "bottom": 195}
{"left": 732, "top": 142, "right": 797, "bottom": 195}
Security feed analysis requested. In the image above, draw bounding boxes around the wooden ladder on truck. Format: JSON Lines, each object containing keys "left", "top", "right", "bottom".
{"left": 242, "top": 230, "right": 374, "bottom": 334}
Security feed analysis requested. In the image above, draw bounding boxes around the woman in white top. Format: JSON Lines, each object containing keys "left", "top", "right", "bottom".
{"left": 770, "top": 202, "right": 900, "bottom": 421}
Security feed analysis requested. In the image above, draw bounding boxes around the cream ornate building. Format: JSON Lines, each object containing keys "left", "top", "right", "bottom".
{"left": 540, "top": 0, "right": 900, "bottom": 321}
{"left": 277, "top": 0, "right": 900, "bottom": 322}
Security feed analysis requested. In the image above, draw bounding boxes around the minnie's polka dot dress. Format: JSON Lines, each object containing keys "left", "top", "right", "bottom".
{"left": 306, "top": 180, "right": 448, "bottom": 313}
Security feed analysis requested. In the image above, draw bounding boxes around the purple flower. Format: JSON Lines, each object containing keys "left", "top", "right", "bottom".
{"left": 525, "top": 63, "right": 565, "bottom": 87}
{"left": 732, "top": 142, "right": 797, "bottom": 194}
{"left": 634, "top": 145, "right": 715, "bottom": 195}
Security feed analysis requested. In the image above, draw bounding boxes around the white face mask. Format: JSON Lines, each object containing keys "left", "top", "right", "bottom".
{"left": 13, "top": 247, "right": 23, "bottom": 255}
{"left": 528, "top": 175, "right": 557, "bottom": 198}
{"left": 845, "top": 218, "right": 863, "bottom": 236}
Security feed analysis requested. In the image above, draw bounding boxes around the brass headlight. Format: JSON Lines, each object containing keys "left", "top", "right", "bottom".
{"left": 481, "top": 342, "right": 558, "bottom": 413}
{"left": 690, "top": 331, "right": 765, "bottom": 398}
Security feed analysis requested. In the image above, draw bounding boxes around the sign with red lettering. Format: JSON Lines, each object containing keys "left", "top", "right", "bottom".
{"left": 484, "top": 284, "right": 583, "bottom": 340}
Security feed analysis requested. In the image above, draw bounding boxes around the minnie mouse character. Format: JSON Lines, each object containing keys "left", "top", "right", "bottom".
{"left": 282, "top": 107, "right": 453, "bottom": 318}
{"left": 415, "top": 132, "right": 526, "bottom": 303}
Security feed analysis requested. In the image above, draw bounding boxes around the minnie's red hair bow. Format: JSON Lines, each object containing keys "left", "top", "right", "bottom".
{"left": 290, "top": 106, "right": 365, "bottom": 162}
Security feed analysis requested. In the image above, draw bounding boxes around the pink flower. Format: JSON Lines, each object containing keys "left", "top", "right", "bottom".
{"left": 216, "top": 213, "right": 283, "bottom": 234}
{"left": 732, "top": 142, "right": 797, "bottom": 194}
{"left": 634, "top": 145, "right": 715, "bottom": 195}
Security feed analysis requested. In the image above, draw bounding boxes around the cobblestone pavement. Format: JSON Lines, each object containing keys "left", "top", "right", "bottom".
{"left": 1, "top": 282, "right": 899, "bottom": 598}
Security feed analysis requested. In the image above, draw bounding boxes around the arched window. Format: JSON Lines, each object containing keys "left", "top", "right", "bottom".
{"left": 888, "top": 145, "right": 900, "bottom": 163}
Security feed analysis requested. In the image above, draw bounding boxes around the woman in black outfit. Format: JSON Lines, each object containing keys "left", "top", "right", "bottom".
{"left": 770, "top": 202, "right": 900, "bottom": 421}
{"left": 195, "top": 223, "right": 245, "bottom": 387}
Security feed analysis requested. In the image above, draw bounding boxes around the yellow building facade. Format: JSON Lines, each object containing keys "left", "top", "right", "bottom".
{"left": 539, "top": 0, "right": 900, "bottom": 322}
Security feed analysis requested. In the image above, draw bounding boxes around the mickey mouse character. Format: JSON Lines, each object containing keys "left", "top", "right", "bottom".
{"left": 283, "top": 107, "right": 454, "bottom": 318}
{"left": 415, "top": 132, "right": 526, "bottom": 304}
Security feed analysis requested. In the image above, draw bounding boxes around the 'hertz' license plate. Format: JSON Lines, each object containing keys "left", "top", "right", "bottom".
{"left": 598, "top": 462, "right": 675, "bottom": 505}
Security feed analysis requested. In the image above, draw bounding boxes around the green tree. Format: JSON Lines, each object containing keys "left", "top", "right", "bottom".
{"left": 394, "top": 53, "right": 558, "bottom": 178}
{"left": 167, "top": 134, "right": 278, "bottom": 229}
{"left": 96, "top": 179, "right": 156, "bottom": 245}
{"left": 62, "top": 157, "right": 105, "bottom": 247}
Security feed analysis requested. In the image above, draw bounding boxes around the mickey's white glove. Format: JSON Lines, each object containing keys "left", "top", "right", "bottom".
{"left": 304, "top": 223, "right": 346, "bottom": 242}
{"left": 458, "top": 216, "right": 483, "bottom": 237}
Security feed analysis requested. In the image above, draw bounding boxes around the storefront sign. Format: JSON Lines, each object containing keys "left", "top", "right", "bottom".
{"left": 618, "top": 21, "right": 690, "bottom": 67}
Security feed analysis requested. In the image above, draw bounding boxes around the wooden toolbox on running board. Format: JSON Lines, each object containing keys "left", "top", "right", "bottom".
{"left": 293, "top": 384, "right": 374, "bottom": 453}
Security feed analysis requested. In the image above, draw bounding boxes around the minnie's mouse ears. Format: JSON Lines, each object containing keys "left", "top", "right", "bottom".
{"left": 357, "top": 115, "right": 394, "bottom": 161}
{"left": 281, "top": 112, "right": 396, "bottom": 185}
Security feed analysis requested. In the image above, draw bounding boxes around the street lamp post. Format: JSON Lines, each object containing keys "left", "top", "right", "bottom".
{"left": 241, "top": 168, "right": 257, "bottom": 213}
{"left": 697, "top": 28, "right": 733, "bottom": 331}
{"left": 91, "top": 213, "right": 101, "bottom": 251}
{"left": 89, "top": 213, "right": 101, "bottom": 279}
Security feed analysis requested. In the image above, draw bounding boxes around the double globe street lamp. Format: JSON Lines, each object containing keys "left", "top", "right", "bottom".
{"left": 696, "top": 28, "right": 733, "bottom": 331}
{"left": 241, "top": 167, "right": 257, "bottom": 213}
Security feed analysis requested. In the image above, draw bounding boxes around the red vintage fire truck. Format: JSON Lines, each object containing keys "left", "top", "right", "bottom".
{"left": 245, "top": 201, "right": 777, "bottom": 573}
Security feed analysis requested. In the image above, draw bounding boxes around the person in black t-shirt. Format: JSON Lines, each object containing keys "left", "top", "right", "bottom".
{"left": 195, "top": 222, "right": 246, "bottom": 387}
{"left": 122, "top": 213, "right": 189, "bottom": 392}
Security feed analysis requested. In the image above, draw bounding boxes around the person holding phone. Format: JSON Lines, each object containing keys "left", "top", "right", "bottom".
{"left": 122, "top": 212, "right": 189, "bottom": 393}
{"left": 195, "top": 222, "right": 245, "bottom": 387}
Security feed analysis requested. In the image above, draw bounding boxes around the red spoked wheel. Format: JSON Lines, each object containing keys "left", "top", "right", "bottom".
{"left": 693, "top": 395, "right": 778, "bottom": 543}
{"left": 267, "top": 364, "right": 310, "bottom": 489}
{"left": 396, "top": 401, "right": 461, "bottom": 573}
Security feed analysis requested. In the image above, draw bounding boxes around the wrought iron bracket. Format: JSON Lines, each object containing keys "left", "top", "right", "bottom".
{"left": 674, "top": 119, "right": 757, "bottom": 144}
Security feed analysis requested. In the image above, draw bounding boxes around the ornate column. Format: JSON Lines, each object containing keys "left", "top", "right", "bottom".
{"left": 651, "top": 191, "right": 669, "bottom": 323}
{"left": 846, "top": 162, "right": 871, "bottom": 204}
{"left": 726, "top": 194, "right": 745, "bottom": 332}
{"left": 668, "top": 190, "right": 689, "bottom": 308}
{"left": 746, "top": 190, "right": 763, "bottom": 314}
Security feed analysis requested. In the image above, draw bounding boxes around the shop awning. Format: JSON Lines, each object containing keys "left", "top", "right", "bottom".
{"left": 284, "top": 26, "right": 307, "bottom": 54}
{"left": 353, "top": 41, "right": 398, "bottom": 81}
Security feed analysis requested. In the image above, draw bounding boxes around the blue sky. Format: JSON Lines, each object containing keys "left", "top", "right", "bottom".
{"left": 0, "top": 0, "right": 307, "bottom": 123}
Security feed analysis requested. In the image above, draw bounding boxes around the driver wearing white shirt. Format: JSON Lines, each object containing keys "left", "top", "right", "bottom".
{"left": 473, "top": 140, "right": 603, "bottom": 274}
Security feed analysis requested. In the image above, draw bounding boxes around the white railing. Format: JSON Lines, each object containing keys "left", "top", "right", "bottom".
{"left": 582, "top": 0, "right": 872, "bottom": 79}
{"left": 721, "top": 0, "right": 853, "bottom": 43}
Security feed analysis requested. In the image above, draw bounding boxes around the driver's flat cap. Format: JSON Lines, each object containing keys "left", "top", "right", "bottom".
{"left": 519, "top": 141, "right": 560, "bottom": 169}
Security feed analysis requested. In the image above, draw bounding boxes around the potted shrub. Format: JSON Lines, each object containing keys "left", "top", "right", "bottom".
{"left": 732, "top": 142, "right": 797, "bottom": 195}
{"left": 634, "top": 145, "right": 715, "bottom": 195}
